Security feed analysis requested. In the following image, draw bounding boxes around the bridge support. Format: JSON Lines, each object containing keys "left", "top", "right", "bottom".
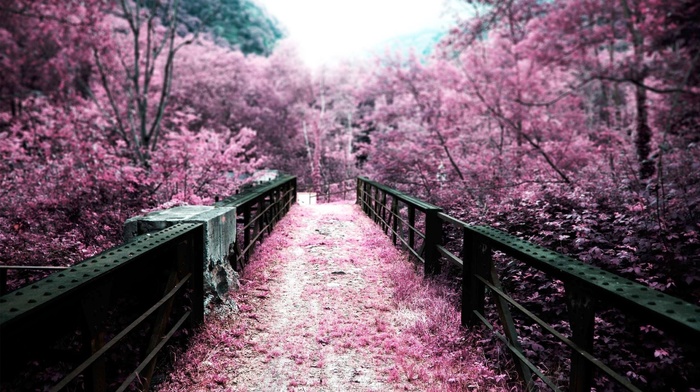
{"left": 424, "top": 208, "right": 442, "bottom": 276}
{"left": 124, "top": 205, "right": 238, "bottom": 312}
{"left": 462, "top": 230, "right": 486, "bottom": 327}
{"left": 566, "top": 284, "right": 596, "bottom": 392}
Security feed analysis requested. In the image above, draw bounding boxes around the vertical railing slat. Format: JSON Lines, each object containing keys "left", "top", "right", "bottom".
{"left": 373, "top": 186, "right": 380, "bottom": 224}
{"left": 485, "top": 254, "right": 535, "bottom": 391}
{"left": 408, "top": 206, "right": 416, "bottom": 251}
{"left": 424, "top": 208, "right": 442, "bottom": 275}
{"left": 464, "top": 232, "right": 486, "bottom": 326}
{"left": 381, "top": 191, "right": 388, "bottom": 234}
{"left": 566, "top": 284, "right": 596, "bottom": 392}
{"left": 391, "top": 195, "right": 399, "bottom": 245}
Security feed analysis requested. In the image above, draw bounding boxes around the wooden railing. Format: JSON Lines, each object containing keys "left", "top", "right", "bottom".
{"left": 317, "top": 178, "right": 357, "bottom": 203}
{"left": 0, "top": 223, "right": 204, "bottom": 391}
{"left": 297, "top": 178, "right": 356, "bottom": 204}
{"left": 216, "top": 174, "right": 297, "bottom": 269}
{"left": 0, "top": 175, "right": 297, "bottom": 391}
{"left": 0, "top": 265, "right": 69, "bottom": 295}
{"left": 357, "top": 177, "right": 700, "bottom": 392}
{"left": 356, "top": 177, "right": 442, "bottom": 274}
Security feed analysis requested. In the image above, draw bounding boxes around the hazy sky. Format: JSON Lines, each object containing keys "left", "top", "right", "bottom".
{"left": 257, "top": 0, "right": 465, "bottom": 68}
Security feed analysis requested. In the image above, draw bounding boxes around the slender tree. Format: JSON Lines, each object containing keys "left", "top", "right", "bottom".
{"left": 91, "top": 0, "right": 196, "bottom": 165}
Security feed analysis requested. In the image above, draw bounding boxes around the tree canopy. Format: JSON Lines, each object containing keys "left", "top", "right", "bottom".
{"left": 1, "top": 0, "right": 698, "bottom": 390}
{"left": 180, "top": 0, "right": 284, "bottom": 55}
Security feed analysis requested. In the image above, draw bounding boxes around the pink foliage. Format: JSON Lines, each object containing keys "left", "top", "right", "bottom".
{"left": 350, "top": 1, "right": 699, "bottom": 389}
{"left": 0, "top": 98, "right": 146, "bottom": 266}
{"left": 1, "top": 0, "right": 698, "bottom": 389}
{"left": 158, "top": 204, "right": 508, "bottom": 391}
{"left": 0, "top": 0, "right": 106, "bottom": 110}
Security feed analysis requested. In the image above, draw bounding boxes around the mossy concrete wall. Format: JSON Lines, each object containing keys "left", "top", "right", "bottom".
{"left": 124, "top": 206, "right": 239, "bottom": 312}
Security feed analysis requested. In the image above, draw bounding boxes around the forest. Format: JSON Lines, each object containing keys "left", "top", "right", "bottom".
{"left": 1, "top": 0, "right": 698, "bottom": 390}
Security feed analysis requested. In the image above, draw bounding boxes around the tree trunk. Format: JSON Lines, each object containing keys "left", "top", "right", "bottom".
{"left": 635, "top": 84, "right": 654, "bottom": 179}
{"left": 620, "top": 0, "right": 654, "bottom": 180}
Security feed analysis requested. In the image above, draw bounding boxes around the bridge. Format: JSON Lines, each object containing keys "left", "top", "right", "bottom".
{"left": 1, "top": 176, "right": 698, "bottom": 391}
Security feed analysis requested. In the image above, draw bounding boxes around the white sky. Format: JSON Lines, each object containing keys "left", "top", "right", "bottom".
{"left": 256, "top": 0, "right": 465, "bottom": 69}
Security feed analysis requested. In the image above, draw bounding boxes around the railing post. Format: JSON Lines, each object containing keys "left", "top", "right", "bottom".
{"left": 381, "top": 191, "right": 388, "bottom": 233}
{"left": 278, "top": 188, "right": 282, "bottom": 218}
{"left": 285, "top": 182, "right": 292, "bottom": 212}
{"left": 364, "top": 182, "right": 370, "bottom": 214}
{"left": 366, "top": 183, "right": 371, "bottom": 213}
{"left": 391, "top": 196, "right": 399, "bottom": 245}
{"left": 140, "top": 246, "right": 182, "bottom": 392}
{"left": 272, "top": 189, "right": 280, "bottom": 227}
{"left": 243, "top": 206, "right": 251, "bottom": 264}
{"left": 278, "top": 188, "right": 283, "bottom": 217}
{"left": 359, "top": 180, "right": 365, "bottom": 211}
{"left": 408, "top": 206, "right": 415, "bottom": 250}
{"left": 566, "top": 283, "right": 596, "bottom": 392}
{"left": 189, "top": 228, "right": 204, "bottom": 325}
{"left": 81, "top": 283, "right": 111, "bottom": 392}
{"left": 265, "top": 194, "right": 273, "bottom": 234}
{"left": 424, "top": 208, "right": 442, "bottom": 276}
{"left": 0, "top": 269, "right": 6, "bottom": 295}
{"left": 373, "top": 187, "right": 380, "bottom": 223}
{"left": 463, "top": 230, "right": 485, "bottom": 326}
{"left": 256, "top": 198, "right": 264, "bottom": 239}
{"left": 486, "top": 255, "right": 534, "bottom": 391}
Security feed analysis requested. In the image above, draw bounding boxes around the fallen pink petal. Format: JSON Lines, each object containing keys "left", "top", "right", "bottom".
{"left": 157, "top": 202, "right": 505, "bottom": 391}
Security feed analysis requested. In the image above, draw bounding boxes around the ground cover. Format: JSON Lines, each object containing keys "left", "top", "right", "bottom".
{"left": 157, "top": 202, "right": 507, "bottom": 391}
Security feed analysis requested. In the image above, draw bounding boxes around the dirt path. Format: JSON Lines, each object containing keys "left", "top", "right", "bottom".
{"left": 158, "top": 202, "right": 502, "bottom": 392}
{"left": 230, "top": 202, "right": 424, "bottom": 391}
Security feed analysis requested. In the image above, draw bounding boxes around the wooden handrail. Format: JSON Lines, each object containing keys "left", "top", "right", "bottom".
{"left": 1, "top": 223, "right": 205, "bottom": 391}
{"left": 0, "top": 174, "right": 298, "bottom": 391}
{"left": 0, "top": 266, "right": 69, "bottom": 295}
{"left": 356, "top": 177, "right": 442, "bottom": 276}
{"left": 357, "top": 176, "right": 440, "bottom": 212}
{"left": 356, "top": 177, "right": 700, "bottom": 392}
{"left": 217, "top": 175, "right": 297, "bottom": 269}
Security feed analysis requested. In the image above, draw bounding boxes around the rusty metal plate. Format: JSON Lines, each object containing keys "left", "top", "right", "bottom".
{"left": 358, "top": 177, "right": 441, "bottom": 212}
{"left": 465, "top": 225, "right": 700, "bottom": 338}
{"left": 216, "top": 175, "right": 295, "bottom": 208}
{"left": 0, "top": 223, "right": 202, "bottom": 327}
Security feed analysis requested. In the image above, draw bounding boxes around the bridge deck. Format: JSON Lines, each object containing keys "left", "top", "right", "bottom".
{"left": 157, "top": 202, "right": 500, "bottom": 391}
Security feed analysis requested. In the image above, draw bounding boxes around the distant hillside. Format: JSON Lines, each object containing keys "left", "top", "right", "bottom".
{"left": 369, "top": 27, "right": 446, "bottom": 60}
{"left": 180, "top": 0, "right": 284, "bottom": 56}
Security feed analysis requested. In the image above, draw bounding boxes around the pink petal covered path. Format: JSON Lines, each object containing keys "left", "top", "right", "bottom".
{"left": 157, "top": 202, "right": 505, "bottom": 392}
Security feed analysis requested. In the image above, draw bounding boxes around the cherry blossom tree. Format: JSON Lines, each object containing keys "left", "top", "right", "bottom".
{"left": 0, "top": 0, "right": 282, "bottom": 285}
{"left": 0, "top": 0, "right": 106, "bottom": 113}
{"left": 0, "top": 98, "right": 149, "bottom": 274}
{"left": 349, "top": 3, "right": 700, "bottom": 388}
{"left": 449, "top": 0, "right": 700, "bottom": 182}
{"left": 90, "top": 0, "right": 198, "bottom": 165}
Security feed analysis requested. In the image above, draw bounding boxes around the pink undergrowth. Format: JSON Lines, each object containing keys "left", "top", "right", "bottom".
{"left": 157, "top": 202, "right": 508, "bottom": 391}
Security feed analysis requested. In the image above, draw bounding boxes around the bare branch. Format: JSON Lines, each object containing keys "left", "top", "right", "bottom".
{"left": 92, "top": 48, "right": 129, "bottom": 144}
{"left": 466, "top": 72, "right": 573, "bottom": 185}
{"left": 511, "top": 79, "right": 595, "bottom": 107}
{"left": 593, "top": 75, "right": 700, "bottom": 96}
{"left": 148, "top": 24, "right": 178, "bottom": 150}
